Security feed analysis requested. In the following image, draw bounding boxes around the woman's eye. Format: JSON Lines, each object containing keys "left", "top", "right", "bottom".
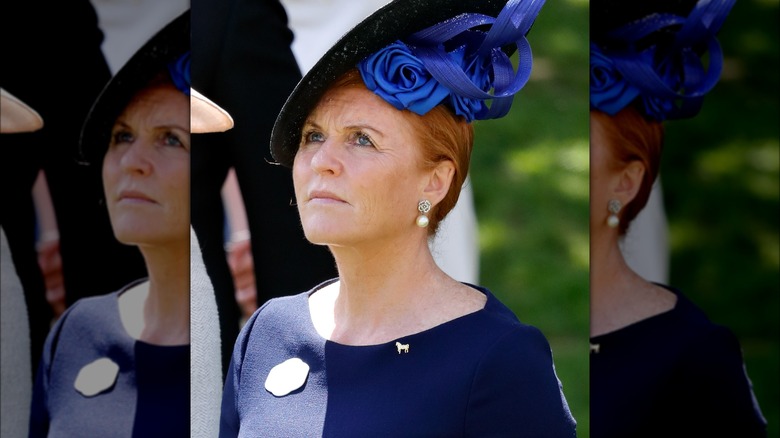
{"left": 111, "top": 130, "right": 133, "bottom": 145}
{"left": 305, "top": 131, "right": 325, "bottom": 143}
{"left": 354, "top": 132, "right": 374, "bottom": 147}
{"left": 163, "top": 132, "right": 183, "bottom": 147}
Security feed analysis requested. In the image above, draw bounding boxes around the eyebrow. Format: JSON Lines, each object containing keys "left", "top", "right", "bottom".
{"left": 112, "top": 119, "right": 189, "bottom": 133}
{"left": 304, "top": 120, "right": 386, "bottom": 138}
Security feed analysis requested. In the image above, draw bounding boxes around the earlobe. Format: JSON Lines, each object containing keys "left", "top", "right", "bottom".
{"left": 422, "top": 160, "right": 455, "bottom": 205}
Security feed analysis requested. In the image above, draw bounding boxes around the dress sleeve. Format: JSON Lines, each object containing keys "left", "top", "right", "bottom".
{"left": 677, "top": 324, "right": 767, "bottom": 437}
{"left": 219, "top": 301, "right": 269, "bottom": 437}
{"left": 28, "top": 300, "right": 80, "bottom": 437}
{"left": 219, "top": 360, "right": 240, "bottom": 438}
{"left": 464, "top": 325, "right": 577, "bottom": 437}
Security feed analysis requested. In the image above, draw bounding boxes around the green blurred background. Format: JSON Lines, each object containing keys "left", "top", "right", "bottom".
{"left": 469, "top": 0, "right": 591, "bottom": 434}
{"left": 661, "top": 0, "right": 779, "bottom": 435}
{"left": 467, "top": 0, "right": 778, "bottom": 436}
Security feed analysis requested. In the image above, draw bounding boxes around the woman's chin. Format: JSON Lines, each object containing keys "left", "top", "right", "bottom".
{"left": 302, "top": 226, "right": 352, "bottom": 248}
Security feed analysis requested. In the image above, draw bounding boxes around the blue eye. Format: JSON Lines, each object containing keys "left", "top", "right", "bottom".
{"left": 354, "top": 132, "right": 374, "bottom": 147}
{"left": 304, "top": 131, "right": 325, "bottom": 143}
{"left": 111, "top": 130, "right": 133, "bottom": 145}
{"left": 163, "top": 132, "right": 183, "bottom": 147}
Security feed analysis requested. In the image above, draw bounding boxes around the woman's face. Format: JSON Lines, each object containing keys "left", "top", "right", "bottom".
{"left": 292, "top": 85, "right": 431, "bottom": 248}
{"left": 102, "top": 83, "right": 190, "bottom": 247}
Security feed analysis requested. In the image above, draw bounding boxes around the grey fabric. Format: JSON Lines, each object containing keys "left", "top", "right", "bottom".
{"left": 1, "top": 226, "right": 32, "bottom": 438}
{"left": 190, "top": 226, "right": 223, "bottom": 438}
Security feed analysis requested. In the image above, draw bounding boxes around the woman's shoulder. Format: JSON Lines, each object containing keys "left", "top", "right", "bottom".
{"left": 39, "top": 282, "right": 141, "bottom": 373}
{"left": 246, "top": 287, "right": 314, "bottom": 325}
{"left": 463, "top": 286, "right": 577, "bottom": 436}
{"left": 656, "top": 284, "right": 742, "bottom": 346}
{"left": 50, "top": 289, "right": 123, "bottom": 336}
{"left": 471, "top": 284, "right": 544, "bottom": 331}
{"left": 460, "top": 284, "right": 557, "bottom": 361}
{"left": 55, "top": 278, "right": 150, "bottom": 332}
{"left": 235, "top": 281, "right": 330, "bottom": 347}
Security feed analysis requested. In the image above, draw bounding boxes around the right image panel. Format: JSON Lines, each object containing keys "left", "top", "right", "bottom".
{"left": 589, "top": 0, "right": 779, "bottom": 436}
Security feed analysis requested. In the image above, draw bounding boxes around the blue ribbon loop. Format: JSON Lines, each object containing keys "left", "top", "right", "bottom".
{"left": 592, "top": 0, "right": 735, "bottom": 120}
{"left": 359, "top": 0, "right": 545, "bottom": 122}
{"left": 408, "top": 0, "right": 545, "bottom": 120}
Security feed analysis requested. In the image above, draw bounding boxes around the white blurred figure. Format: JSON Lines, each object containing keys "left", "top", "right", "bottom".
{"left": 89, "top": 0, "right": 188, "bottom": 74}
{"left": 621, "top": 180, "right": 669, "bottom": 284}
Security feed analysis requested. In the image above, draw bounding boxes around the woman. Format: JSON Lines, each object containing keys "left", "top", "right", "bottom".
{"left": 589, "top": 0, "right": 767, "bottom": 436}
{"left": 29, "top": 12, "right": 192, "bottom": 437}
{"left": 219, "top": 0, "right": 576, "bottom": 436}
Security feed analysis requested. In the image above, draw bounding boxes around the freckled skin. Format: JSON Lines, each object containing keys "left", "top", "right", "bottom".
{"left": 102, "top": 84, "right": 190, "bottom": 249}
{"left": 293, "top": 85, "right": 430, "bottom": 250}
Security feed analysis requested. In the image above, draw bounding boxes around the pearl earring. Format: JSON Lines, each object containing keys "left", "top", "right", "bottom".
{"left": 416, "top": 199, "right": 432, "bottom": 228}
{"left": 607, "top": 199, "right": 622, "bottom": 228}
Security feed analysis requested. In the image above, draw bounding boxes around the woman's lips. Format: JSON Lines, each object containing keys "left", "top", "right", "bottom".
{"left": 118, "top": 190, "right": 156, "bottom": 204}
{"left": 308, "top": 190, "right": 347, "bottom": 204}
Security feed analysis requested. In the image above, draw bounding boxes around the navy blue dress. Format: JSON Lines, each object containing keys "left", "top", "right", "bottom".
{"left": 220, "top": 279, "right": 576, "bottom": 437}
{"left": 590, "top": 285, "right": 767, "bottom": 438}
{"left": 29, "top": 279, "right": 189, "bottom": 437}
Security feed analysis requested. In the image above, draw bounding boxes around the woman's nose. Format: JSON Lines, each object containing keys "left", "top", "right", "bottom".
{"left": 119, "top": 141, "right": 152, "bottom": 175}
{"left": 309, "top": 140, "right": 342, "bottom": 176}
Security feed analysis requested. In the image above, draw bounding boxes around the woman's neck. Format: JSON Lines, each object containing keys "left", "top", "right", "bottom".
{"left": 313, "top": 236, "right": 485, "bottom": 345}
{"left": 120, "top": 241, "right": 189, "bottom": 346}
{"left": 590, "top": 232, "right": 676, "bottom": 337}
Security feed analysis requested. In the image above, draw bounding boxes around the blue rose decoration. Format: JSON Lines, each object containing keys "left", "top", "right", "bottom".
{"left": 590, "top": 44, "right": 640, "bottom": 116}
{"left": 168, "top": 51, "right": 191, "bottom": 96}
{"left": 359, "top": 42, "right": 450, "bottom": 116}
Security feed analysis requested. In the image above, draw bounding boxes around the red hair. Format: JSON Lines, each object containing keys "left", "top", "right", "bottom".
{"left": 592, "top": 107, "right": 664, "bottom": 235}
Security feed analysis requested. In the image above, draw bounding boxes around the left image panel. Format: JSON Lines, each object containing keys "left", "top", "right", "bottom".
{"left": 1, "top": 1, "right": 190, "bottom": 436}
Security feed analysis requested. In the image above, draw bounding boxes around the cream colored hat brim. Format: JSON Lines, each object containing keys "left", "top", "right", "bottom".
{"left": 191, "top": 88, "right": 234, "bottom": 134}
{"left": 1, "top": 88, "right": 44, "bottom": 133}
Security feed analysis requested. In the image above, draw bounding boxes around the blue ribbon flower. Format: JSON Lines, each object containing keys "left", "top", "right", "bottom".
{"left": 590, "top": 44, "right": 641, "bottom": 116}
{"left": 358, "top": 0, "right": 545, "bottom": 123}
{"left": 168, "top": 51, "right": 191, "bottom": 96}
{"left": 590, "top": 0, "right": 735, "bottom": 121}
{"left": 360, "top": 42, "right": 451, "bottom": 116}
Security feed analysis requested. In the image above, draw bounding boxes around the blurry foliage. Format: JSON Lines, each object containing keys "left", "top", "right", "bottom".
{"left": 469, "top": 0, "right": 778, "bottom": 436}
{"left": 661, "top": 0, "right": 779, "bottom": 434}
{"left": 470, "top": 0, "right": 590, "bottom": 434}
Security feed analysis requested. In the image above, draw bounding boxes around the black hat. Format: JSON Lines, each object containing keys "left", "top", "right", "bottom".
{"left": 591, "top": 0, "right": 698, "bottom": 47}
{"left": 79, "top": 10, "right": 190, "bottom": 164}
{"left": 269, "top": 0, "right": 545, "bottom": 167}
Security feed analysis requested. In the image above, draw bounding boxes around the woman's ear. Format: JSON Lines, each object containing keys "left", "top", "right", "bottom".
{"left": 614, "top": 160, "right": 645, "bottom": 206}
{"left": 422, "top": 160, "right": 455, "bottom": 206}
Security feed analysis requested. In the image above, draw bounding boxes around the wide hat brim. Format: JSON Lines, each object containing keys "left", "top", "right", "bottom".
{"left": 591, "top": 0, "right": 698, "bottom": 45}
{"left": 270, "top": 0, "right": 518, "bottom": 168}
{"left": 191, "top": 88, "right": 234, "bottom": 134}
{"left": 79, "top": 10, "right": 190, "bottom": 164}
{"left": 0, "top": 87, "right": 43, "bottom": 134}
